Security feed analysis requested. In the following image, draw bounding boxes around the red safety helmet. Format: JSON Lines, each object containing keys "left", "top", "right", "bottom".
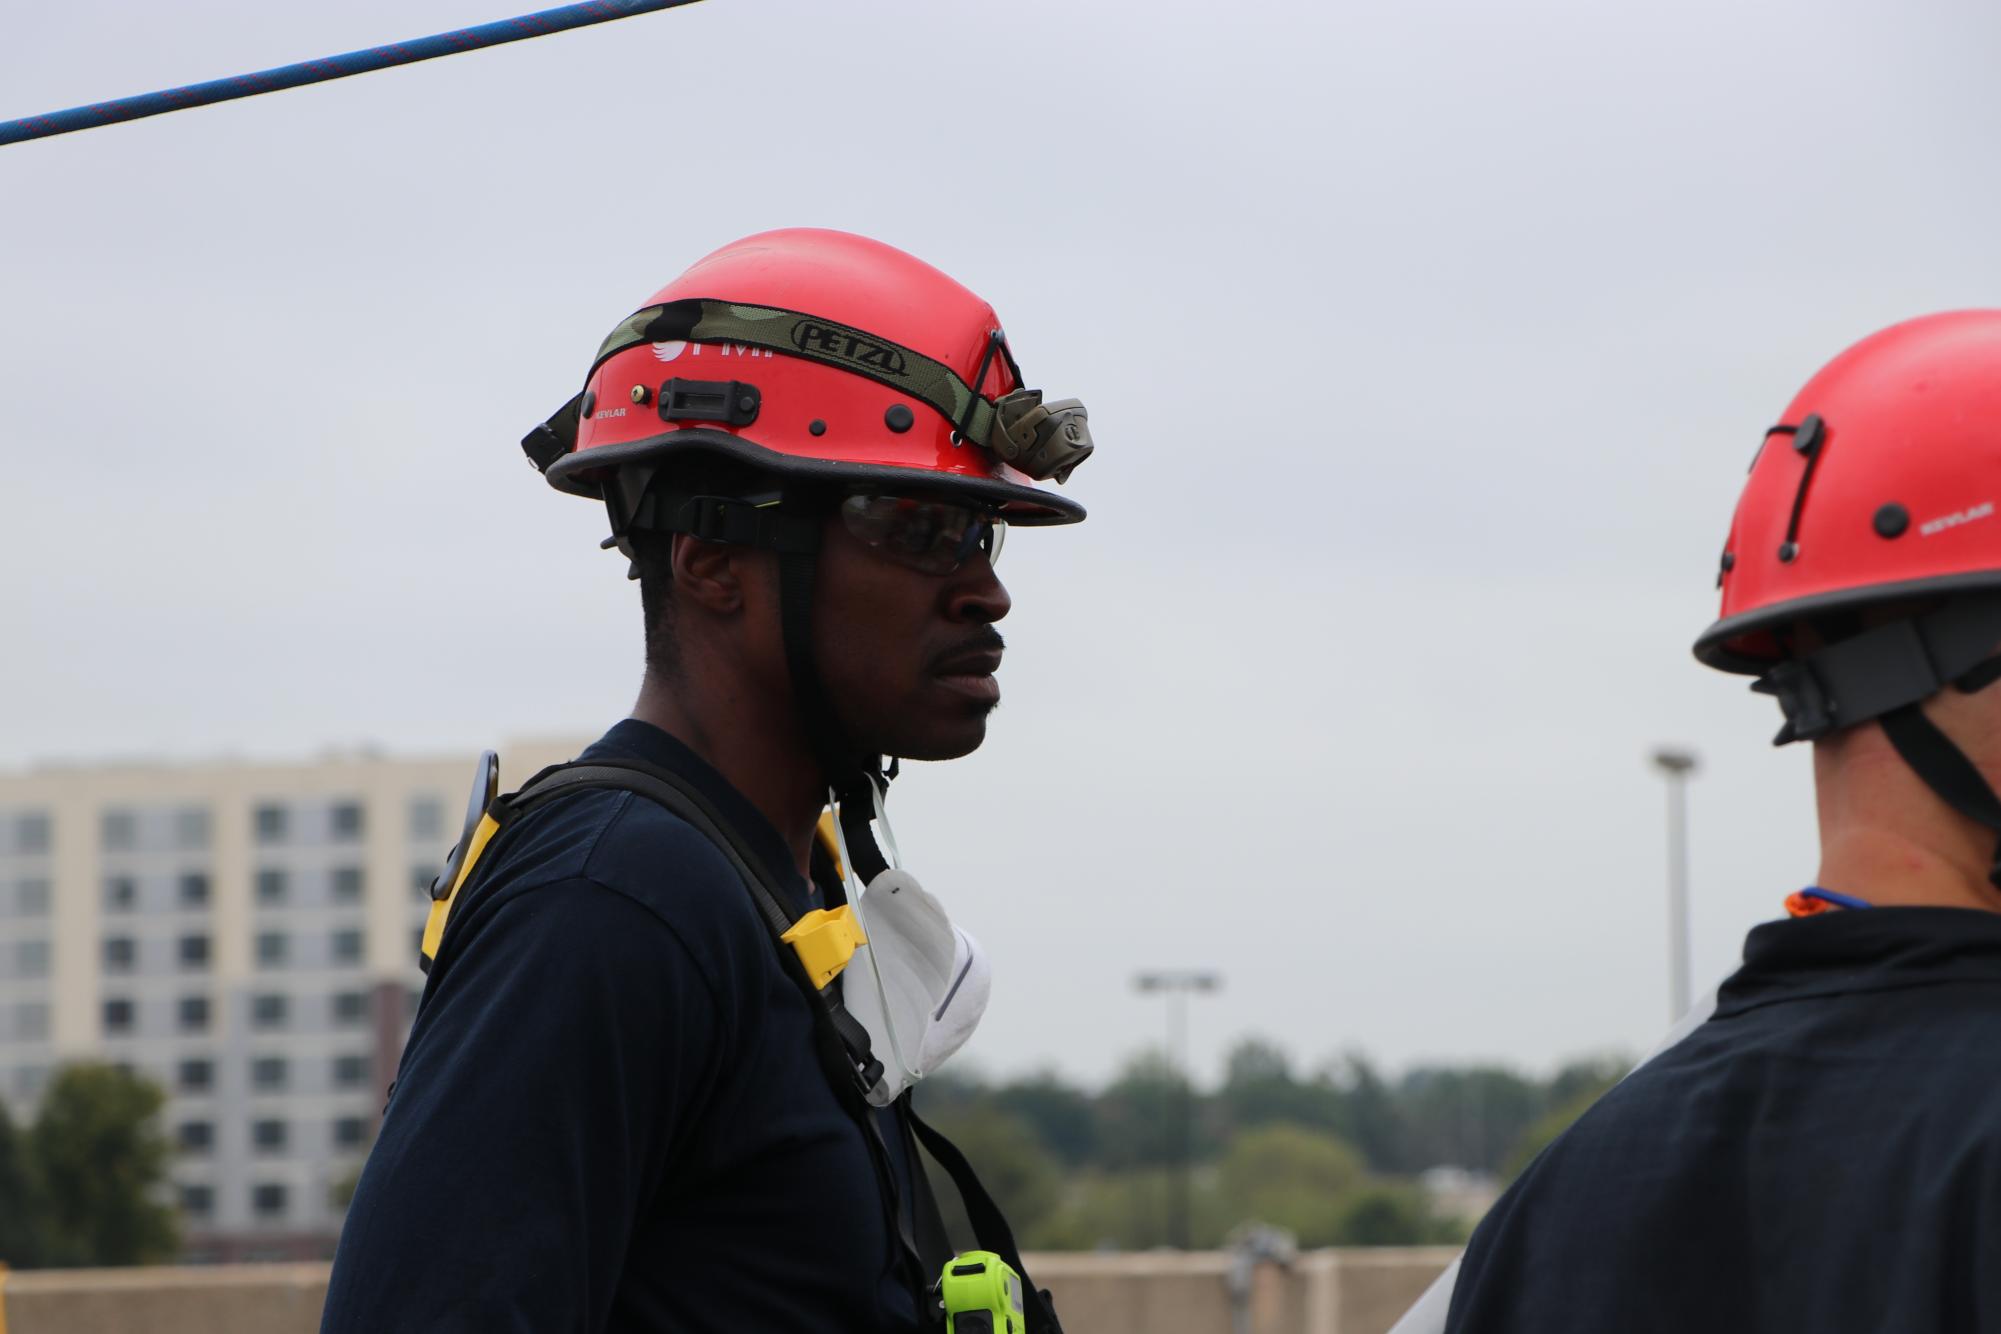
{"left": 1698, "top": 310, "right": 2001, "bottom": 674}
{"left": 520, "top": 227, "right": 1094, "bottom": 840}
{"left": 523, "top": 227, "right": 1090, "bottom": 527}
{"left": 1697, "top": 311, "right": 2001, "bottom": 882}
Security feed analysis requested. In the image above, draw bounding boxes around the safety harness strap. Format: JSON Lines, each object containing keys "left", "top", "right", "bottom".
{"left": 909, "top": 1109, "right": 1066, "bottom": 1334}
{"left": 494, "top": 761, "right": 879, "bottom": 1083}
{"left": 1753, "top": 595, "right": 2001, "bottom": 744}
{"left": 469, "top": 761, "right": 946, "bottom": 1296}
{"left": 591, "top": 299, "right": 1004, "bottom": 448}
{"left": 897, "top": 1100, "right": 956, "bottom": 1279}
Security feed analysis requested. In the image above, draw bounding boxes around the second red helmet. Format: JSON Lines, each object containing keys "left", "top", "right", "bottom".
{"left": 1697, "top": 310, "right": 2001, "bottom": 673}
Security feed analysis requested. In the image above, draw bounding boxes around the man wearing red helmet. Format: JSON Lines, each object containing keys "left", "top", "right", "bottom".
{"left": 1418, "top": 312, "right": 2001, "bottom": 1333}
{"left": 321, "top": 230, "right": 1090, "bottom": 1333}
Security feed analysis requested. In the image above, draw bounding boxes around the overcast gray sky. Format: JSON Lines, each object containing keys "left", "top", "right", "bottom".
{"left": 5, "top": 0, "right": 1999, "bottom": 1087}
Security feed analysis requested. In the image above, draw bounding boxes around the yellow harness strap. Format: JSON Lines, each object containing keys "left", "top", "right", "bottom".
{"left": 419, "top": 793, "right": 864, "bottom": 985}
{"left": 420, "top": 812, "right": 502, "bottom": 965}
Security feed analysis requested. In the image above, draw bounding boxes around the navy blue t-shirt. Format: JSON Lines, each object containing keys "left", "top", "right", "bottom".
{"left": 1446, "top": 907, "right": 2001, "bottom": 1333}
{"left": 322, "top": 720, "right": 924, "bottom": 1334}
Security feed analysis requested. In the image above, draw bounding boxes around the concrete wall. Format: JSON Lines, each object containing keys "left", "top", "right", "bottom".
{"left": 0, "top": 1250, "right": 1456, "bottom": 1334}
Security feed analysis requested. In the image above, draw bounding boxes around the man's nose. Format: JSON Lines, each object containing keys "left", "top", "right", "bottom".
{"left": 946, "top": 557, "right": 1011, "bottom": 625}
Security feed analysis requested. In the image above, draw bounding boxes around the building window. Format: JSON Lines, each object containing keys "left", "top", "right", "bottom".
{"left": 100, "top": 808, "right": 137, "bottom": 852}
{"left": 252, "top": 1183, "right": 289, "bottom": 1219}
{"left": 252, "top": 1119, "right": 288, "bottom": 1154}
{"left": 178, "top": 934, "right": 210, "bottom": 970}
{"left": 177, "top": 1058, "right": 213, "bottom": 1092}
{"left": 331, "top": 1054, "right": 370, "bottom": 1089}
{"left": 331, "top": 929, "right": 364, "bottom": 965}
{"left": 254, "top": 868, "right": 287, "bottom": 905}
{"left": 15, "top": 813, "right": 51, "bottom": 856}
{"left": 411, "top": 865, "right": 437, "bottom": 901}
{"left": 255, "top": 931, "right": 288, "bottom": 968}
{"left": 331, "top": 802, "right": 365, "bottom": 841}
{"left": 331, "top": 866, "right": 365, "bottom": 905}
{"left": 332, "top": 991, "right": 369, "bottom": 1026}
{"left": 333, "top": 1116, "right": 369, "bottom": 1150}
{"left": 104, "top": 877, "right": 138, "bottom": 912}
{"left": 13, "top": 1003, "right": 49, "bottom": 1042}
{"left": 15, "top": 878, "right": 49, "bottom": 916}
{"left": 15, "top": 939, "right": 48, "bottom": 979}
{"left": 103, "top": 936, "right": 137, "bottom": 971}
{"left": 178, "top": 872, "right": 211, "bottom": 908}
{"left": 177, "top": 1121, "right": 213, "bottom": 1153}
{"left": 251, "top": 1056, "right": 288, "bottom": 1091}
{"left": 102, "top": 998, "right": 135, "bottom": 1034}
{"left": 174, "top": 806, "right": 211, "bottom": 851}
{"left": 177, "top": 995, "right": 211, "bottom": 1032}
{"left": 251, "top": 993, "right": 289, "bottom": 1029}
{"left": 179, "top": 1183, "right": 214, "bottom": 1218}
{"left": 409, "top": 795, "right": 443, "bottom": 842}
{"left": 13, "top": 1065, "right": 48, "bottom": 1101}
{"left": 253, "top": 803, "right": 288, "bottom": 844}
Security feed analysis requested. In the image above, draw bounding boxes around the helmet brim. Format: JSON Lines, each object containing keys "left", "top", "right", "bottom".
{"left": 1694, "top": 567, "right": 2001, "bottom": 674}
{"left": 546, "top": 429, "right": 1086, "bottom": 526}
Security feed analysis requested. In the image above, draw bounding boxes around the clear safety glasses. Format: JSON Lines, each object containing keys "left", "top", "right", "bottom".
{"left": 839, "top": 495, "right": 1006, "bottom": 575}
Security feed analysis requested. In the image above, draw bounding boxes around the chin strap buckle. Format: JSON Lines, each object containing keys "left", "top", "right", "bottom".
{"left": 1753, "top": 659, "right": 1834, "bottom": 745}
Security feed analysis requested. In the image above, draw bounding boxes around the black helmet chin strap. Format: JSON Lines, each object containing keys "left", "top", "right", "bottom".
{"left": 775, "top": 541, "right": 894, "bottom": 885}
{"left": 602, "top": 473, "right": 896, "bottom": 884}
{"left": 1878, "top": 701, "right": 2001, "bottom": 889}
{"left": 1752, "top": 594, "right": 2001, "bottom": 888}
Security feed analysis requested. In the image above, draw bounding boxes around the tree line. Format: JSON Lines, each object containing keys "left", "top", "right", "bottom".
{"left": 911, "top": 1038, "right": 1628, "bottom": 1250}
{"left": 0, "top": 1041, "right": 1626, "bottom": 1266}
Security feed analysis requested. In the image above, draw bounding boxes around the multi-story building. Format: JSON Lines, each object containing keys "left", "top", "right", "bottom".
{"left": 0, "top": 738, "right": 586, "bottom": 1260}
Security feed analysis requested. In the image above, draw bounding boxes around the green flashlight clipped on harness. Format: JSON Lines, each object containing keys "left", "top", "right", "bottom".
{"left": 938, "top": 1251, "right": 1025, "bottom": 1334}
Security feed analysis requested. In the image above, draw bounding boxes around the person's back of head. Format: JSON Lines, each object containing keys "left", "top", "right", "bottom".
{"left": 1698, "top": 311, "right": 2001, "bottom": 910}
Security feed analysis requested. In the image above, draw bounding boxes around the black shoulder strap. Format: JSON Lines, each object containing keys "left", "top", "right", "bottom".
{"left": 480, "top": 756, "right": 1060, "bottom": 1330}
{"left": 499, "top": 759, "right": 807, "bottom": 938}
{"left": 490, "top": 759, "right": 944, "bottom": 1312}
{"left": 908, "top": 1108, "right": 1066, "bottom": 1334}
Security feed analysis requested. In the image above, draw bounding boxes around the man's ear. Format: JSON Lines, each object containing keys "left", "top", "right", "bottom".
{"left": 671, "top": 534, "right": 746, "bottom": 615}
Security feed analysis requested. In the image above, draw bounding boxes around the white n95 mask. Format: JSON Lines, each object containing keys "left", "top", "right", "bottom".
{"left": 843, "top": 868, "right": 990, "bottom": 1107}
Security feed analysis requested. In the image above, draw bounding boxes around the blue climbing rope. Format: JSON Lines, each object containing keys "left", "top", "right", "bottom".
{"left": 0, "top": 0, "right": 705, "bottom": 148}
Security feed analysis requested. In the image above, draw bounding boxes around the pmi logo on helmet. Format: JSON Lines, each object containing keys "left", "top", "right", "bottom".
{"left": 791, "top": 321, "right": 908, "bottom": 377}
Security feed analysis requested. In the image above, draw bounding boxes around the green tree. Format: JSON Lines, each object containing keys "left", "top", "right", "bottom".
{"left": 1214, "top": 1123, "right": 1367, "bottom": 1247}
{"left": 1093, "top": 1051, "right": 1209, "bottom": 1170}
{"left": 992, "top": 1072, "right": 1098, "bottom": 1166}
{"left": 922, "top": 1104, "right": 1063, "bottom": 1248}
{"left": 1334, "top": 1183, "right": 1462, "bottom": 1246}
{"left": 0, "top": 1098, "right": 45, "bottom": 1266}
{"left": 1218, "top": 1040, "right": 1344, "bottom": 1138}
{"left": 1324, "top": 1053, "right": 1401, "bottom": 1172}
{"left": 1393, "top": 1066, "right": 1543, "bottom": 1175}
{"left": 30, "top": 1064, "right": 178, "bottom": 1266}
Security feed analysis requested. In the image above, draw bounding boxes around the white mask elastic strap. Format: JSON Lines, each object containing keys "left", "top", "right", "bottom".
{"left": 825, "top": 787, "right": 921, "bottom": 1084}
